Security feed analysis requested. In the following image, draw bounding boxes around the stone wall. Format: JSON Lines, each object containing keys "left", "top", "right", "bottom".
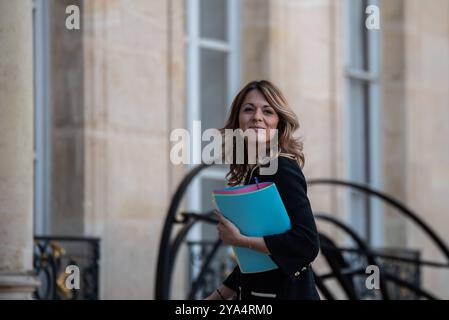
{"left": 48, "top": 0, "right": 187, "bottom": 299}
{"left": 39, "top": 0, "right": 449, "bottom": 299}
{"left": 404, "top": 0, "right": 449, "bottom": 298}
{"left": 0, "top": 0, "right": 40, "bottom": 299}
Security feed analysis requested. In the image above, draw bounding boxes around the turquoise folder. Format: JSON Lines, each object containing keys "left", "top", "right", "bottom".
{"left": 212, "top": 182, "right": 291, "bottom": 273}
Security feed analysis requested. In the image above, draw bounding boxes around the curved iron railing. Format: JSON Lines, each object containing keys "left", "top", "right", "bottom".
{"left": 155, "top": 164, "right": 449, "bottom": 299}
{"left": 313, "top": 213, "right": 390, "bottom": 300}
{"left": 308, "top": 179, "right": 449, "bottom": 262}
{"left": 155, "top": 163, "right": 211, "bottom": 300}
{"left": 307, "top": 179, "right": 449, "bottom": 299}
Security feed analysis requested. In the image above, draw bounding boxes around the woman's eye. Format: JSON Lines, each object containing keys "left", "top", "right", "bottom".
{"left": 264, "top": 110, "right": 273, "bottom": 115}
{"left": 243, "top": 107, "right": 253, "bottom": 112}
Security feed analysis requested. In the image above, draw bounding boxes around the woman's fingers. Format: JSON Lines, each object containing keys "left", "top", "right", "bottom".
{"left": 214, "top": 210, "right": 226, "bottom": 224}
{"left": 216, "top": 214, "right": 224, "bottom": 231}
{"left": 215, "top": 211, "right": 230, "bottom": 225}
{"left": 215, "top": 211, "right": 238, "bottom": 245}
{"left": 216, "top": 217, "right": 228, "bottom": 238}
{"left": 214, "top": 209, "right": 223, "bottom": 219}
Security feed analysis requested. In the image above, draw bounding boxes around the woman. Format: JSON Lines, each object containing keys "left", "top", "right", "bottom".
{"left": 206, "top": 80, "right": 320, "bottom": 300}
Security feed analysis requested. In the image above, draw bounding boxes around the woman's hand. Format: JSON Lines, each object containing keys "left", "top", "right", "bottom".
{"left": 214, "top": 210, "right": 246, "bottom": 247}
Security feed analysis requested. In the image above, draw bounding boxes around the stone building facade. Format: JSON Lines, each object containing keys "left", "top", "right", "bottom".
{"left": 0, "top": 0, "right": 448, "bottom": 299}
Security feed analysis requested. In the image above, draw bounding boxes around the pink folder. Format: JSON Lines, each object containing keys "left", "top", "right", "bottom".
{"left": 213, "top": 182, "right": 272, "bottom": 195}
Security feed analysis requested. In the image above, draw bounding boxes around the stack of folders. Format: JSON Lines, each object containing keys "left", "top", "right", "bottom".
{"left": 212, "top": 182, "right": 291, "bottom": 273}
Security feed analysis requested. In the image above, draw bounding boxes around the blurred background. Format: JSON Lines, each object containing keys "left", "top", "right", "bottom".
{"left": 0, "top": 0, "right": 448, "bottom": 299}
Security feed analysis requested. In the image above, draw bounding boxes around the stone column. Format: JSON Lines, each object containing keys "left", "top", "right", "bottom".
{"left": 0, "top": 0, "right": 40, "bottom": 299}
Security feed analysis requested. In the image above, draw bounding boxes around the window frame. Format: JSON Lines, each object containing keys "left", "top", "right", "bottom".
{"left": 344, "top": 0, "right": 383, "bottom": 247}
{"left": 185, "top": 0, "right": 241, "bottom": 289}
{"left": 32, "top": 0, "right": 52, "bottom": 236}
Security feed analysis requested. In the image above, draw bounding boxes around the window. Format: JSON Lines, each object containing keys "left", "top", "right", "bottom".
{"left": 32, "top": 0, "right": 51, "bottom": 235}
{"left": 344, "top": 0, "right": 383, "bottom": 246}
{"left": 186, "top": 0, "right": 241, "bottom": 296}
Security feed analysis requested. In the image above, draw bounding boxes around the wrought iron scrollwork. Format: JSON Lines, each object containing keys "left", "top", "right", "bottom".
{"left": 33, "top": 236, "right": 100, "bottom": 300}
{"left": 308, "top": 179, "right": 449, "bottom": 300}
{"left": 155, "top": 165, "right": 449, "bottom": 299}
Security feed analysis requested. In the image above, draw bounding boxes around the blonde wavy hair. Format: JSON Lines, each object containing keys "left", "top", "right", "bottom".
{"left": 220, "top": 80, "right": 305, "bottom": 186}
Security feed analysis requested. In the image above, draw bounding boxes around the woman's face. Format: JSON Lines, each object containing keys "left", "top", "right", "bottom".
{"left": 238, "top": 89, "right": 279, "bottom": 143}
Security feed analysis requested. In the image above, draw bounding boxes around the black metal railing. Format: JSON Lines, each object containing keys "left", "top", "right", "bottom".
{"left": 343, "top": 247, "right": 421, "bottom": 299}
{"left": 33, "top": 236, "right": 100, "bottom": 300}
{"left": 308, "top": 179, "right": 449, "bottom": 300}
{"left": 185, "top": 239, "right": 423, "bottom": 300}
{"left": 186, "top": 240, "right": 235, "bottom": 299}
{"left": 155, "top": 163, "right": 449, "bottom": 300}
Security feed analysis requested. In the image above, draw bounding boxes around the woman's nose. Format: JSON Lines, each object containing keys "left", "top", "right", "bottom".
{"left": 252, "top": 108, "right": 264, "bottom": 122}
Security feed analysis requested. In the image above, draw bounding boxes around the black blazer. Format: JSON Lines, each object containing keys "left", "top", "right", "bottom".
{"left": 223, "top": 155, "right": 320, "bottom": 300}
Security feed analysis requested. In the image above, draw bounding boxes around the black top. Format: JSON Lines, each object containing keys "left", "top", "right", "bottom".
{"left": 223, "top": 156, "right": 320, "bottom": 300}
